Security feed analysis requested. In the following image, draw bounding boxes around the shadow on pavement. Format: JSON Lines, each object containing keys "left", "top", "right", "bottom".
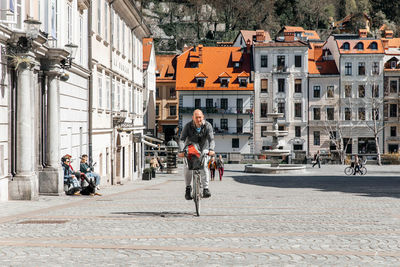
{"left": 232, "top": 175, "right": 400, "bottom": 199}
{"left": 111, "top": 211, "right": 194, "bottom": 218}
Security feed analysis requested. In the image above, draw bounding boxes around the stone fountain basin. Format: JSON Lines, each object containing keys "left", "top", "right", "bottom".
{"left": 245, "top": 164, "right": 306, "bottom": 174}
{"left": 261, "top": 149, "right": 290, "bottom": 157}
{"left": 264, "top": 131, "right": 288, "bottom": 137}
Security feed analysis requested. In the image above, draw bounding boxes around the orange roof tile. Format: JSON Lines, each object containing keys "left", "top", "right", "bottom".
{"left": 283, "top": 26, "right": 305, "bottom": 32}
{"left": 336, "top": 39, "right": 384, "bottom": 54}
{"left": 308, "top": 43, "right": 338, "bottom": 75}
{"left": 238, "top": 30, "right": 271, "bottom": 45}
{"left": 302, "top": 30, "right": 321, "bottom": 40}
{"left": 382, "top": 38, "right": 400, "bottom": 49}
{"left": 176, "top": 47, "right": 253, "bottom": 91}
{"left": 195, "top": 72, "right": 207, "bottom": 78}
{"left": 237, "top": 71, "right": 250, "bottom": 77}
{"left": 143, "top": 38, "right": 153, "bottom": 70}
{"left": 254, "top": 41, "right": 308, "bottom": 47}
{"left": 156, "top": 54, "right": 176, "bottom": 82}
{"left": 231, "top": 51, "right": 242, "bottom": 62}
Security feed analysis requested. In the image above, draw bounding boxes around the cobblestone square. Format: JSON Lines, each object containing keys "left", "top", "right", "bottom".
{"left": 0, "top": 164, "right": 400, "bottom": 266}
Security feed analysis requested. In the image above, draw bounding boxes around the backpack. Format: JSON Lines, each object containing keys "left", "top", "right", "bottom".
{"left": 64, "top": 177, "right": 81, "bottom": 195}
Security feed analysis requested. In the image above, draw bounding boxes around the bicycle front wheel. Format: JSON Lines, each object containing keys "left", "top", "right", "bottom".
{"left": 344, "top": 167, "right": 354, "bottom": 176}
{"left": 360, "top": 167, "right": 367, "bottom": 175}
{"left": 193, "top": 171, "right": 201, "bottom": 216}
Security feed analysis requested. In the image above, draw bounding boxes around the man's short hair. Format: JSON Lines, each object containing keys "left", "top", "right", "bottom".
{"left": 81, "top": 154, "right": 88, "bottom": 158}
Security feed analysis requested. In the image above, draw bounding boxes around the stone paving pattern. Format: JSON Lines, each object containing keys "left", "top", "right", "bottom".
{"left": 0, "top": 164, "right": 400, "bottom": 266}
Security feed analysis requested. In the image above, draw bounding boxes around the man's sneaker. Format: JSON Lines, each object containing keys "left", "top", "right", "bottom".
{"left": 203, "top": 188, "right": 211, "bottom": 198}
{"left": 185, "top": 186, "right": 192, "bottom": 200}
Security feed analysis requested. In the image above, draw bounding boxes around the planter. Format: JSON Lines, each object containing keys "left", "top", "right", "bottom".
{"left": 142, "top": 168, "right": 152, "bottom": 180}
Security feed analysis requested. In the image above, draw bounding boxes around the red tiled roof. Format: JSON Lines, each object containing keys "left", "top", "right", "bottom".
{"left": 308, "top": 43, "right": 338, "bottom": 75}
{"left": 231, "top": 50, "right": 242, "bottom": 62}
{"left": 237, "top": 71, "right": 250, "bottom": 77}
{"left": 156, "top": 54, "right": 176, "bottom": 82}
{"left": 336, "top": 39, "right": 384, "bottom": 54}
{"left": 239, "top": 30, "right": 271, "bottom": 45}
{"left": 254, "top": 41, "right": 308, "bottom": 47}
{"left": 176, "top": 46, "right": 253, "bottom": 91}
{"left": 143, "top": 38, "right": 153, "bottom": 70}
{"left": 283, "top": 26, "right": 305, "bottom": 32}
{"left": 195, "top": 72, "right": 207, "bottom": 78}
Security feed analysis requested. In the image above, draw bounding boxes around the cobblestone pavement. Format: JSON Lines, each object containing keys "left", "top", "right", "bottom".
{"left": 1, "top": 164, "right": 400, "bottom": 266}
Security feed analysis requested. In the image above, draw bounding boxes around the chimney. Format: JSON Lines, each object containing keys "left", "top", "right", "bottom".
{"left": 246, "top": 39, "right": 251, "bottom": 54}
{"left": 385, "top": 30, "right": 393, "bottom": 39}
{"left": 256, "top": 30, "right": 265, "bottom": 42}
{"left": 198, "top": 44, "right": 203, "bottom": 63}
{"left": 382, "top": 39, "right": 389, "bottom": 49}
{"left": 284, "top": 32, "right": 295, "bottom": 42}
{"left": 358, "top": 29, "right": 367, "bottom": 38}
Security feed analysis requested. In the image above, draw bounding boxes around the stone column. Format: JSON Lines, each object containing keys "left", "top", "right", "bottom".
{"left": 38, "top": 48, "right": 69, "bottom": 195}
{"left": 8, "top": 53, "right": 38, "bottom": 200}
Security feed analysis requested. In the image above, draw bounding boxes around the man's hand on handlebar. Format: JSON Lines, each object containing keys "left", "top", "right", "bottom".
{"left": 178, "top": 152, "right": 185, "bottom": 158}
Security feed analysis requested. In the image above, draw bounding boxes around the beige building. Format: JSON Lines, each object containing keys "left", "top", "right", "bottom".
{"left": 155, "top": 54, "right": 178, "bottom": 142}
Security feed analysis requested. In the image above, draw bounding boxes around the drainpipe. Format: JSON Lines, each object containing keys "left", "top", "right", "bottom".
{"left": 307, "top": 76, "right": 310, "bottom": 156}
{"left": 88, "top": 2, "right": 93, "bottom": 166}
{"left": 110, "top": 1, "right": 115, "bottom": 185}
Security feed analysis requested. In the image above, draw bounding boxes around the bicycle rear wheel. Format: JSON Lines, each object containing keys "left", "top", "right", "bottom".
{"left": 360, "top": 167, "right": 367, "bottom": 175}
{"left": 193, "top": 171, "right": 201, "bottom": 216}
{"left": 344, "top": 166, "right": 354, "bottom": 176}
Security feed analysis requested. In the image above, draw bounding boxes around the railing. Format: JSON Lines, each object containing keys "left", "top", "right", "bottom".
{"left": 213, "top": 127, "right": 252, "bottom": 135}
{"left": 180, "top": 106, "right": 252, "bottom": 115}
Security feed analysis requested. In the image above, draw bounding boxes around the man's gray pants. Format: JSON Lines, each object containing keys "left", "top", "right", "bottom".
{"left": 184, "top": 156, "right": 209, "bottom": 189}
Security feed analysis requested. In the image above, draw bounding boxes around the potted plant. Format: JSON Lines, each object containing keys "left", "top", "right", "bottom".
{"left": 142, "top": 168, "right": 152, "bottom": 180}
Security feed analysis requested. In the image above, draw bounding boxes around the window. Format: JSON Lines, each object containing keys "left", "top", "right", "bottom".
{"left": 156, "top": 105, "right": 159, "bottom": 116}
{"left": 111, "top": 80, "right": 115, "bottom": 111}
{"left": 206, "top": 99, "right": 213, "bottom": 108}
{"left": 220, "top": 78, "right": 229, "bottom": 88}
{"left": 236, "top": 98, "right": 243, "bottom": 113}
{"left": 170, "top": 105, "right": 176, "bottom": 116}
{"left": 104, "top": 2, "right": 108, "bottom": 40}
{"left": 358, "top": 62, "right": 365, "bottom": 75}
{"left": 295, "top": 126, "right": 301, "bottom": 137}
{"left": 345, "top": 62, "right": 352, "bottom": 75}
{"left": 390, "top": 104, "right": 397, "bottom": 117}
{"left": 372, "top": 108, "right": 379, "bottom": 120}
{"left": 278, "top": 125, "right": 285, "bottom": 131}
{"left": 358, "top": 85, "right": 365, "bottom": 98}
{"left": 97, "top": 0, "right": 101, "bottom": 35}
{"left": 156, "top": 87, "right": 159, "bottom": 98}
{"left": 261, "top": 55, "right": 268, "bottom": 67}
{"left": 129, "top": 87, "right": 132, "bottom": 113}
{"left": 261, "top": 126, "right": 267, "bottom": 137}
{"left": 327, "top": 108, "right": 334, "bottom": 120}
{"left": 372, "top": 62, "right": 379, "bottom": 75}
{"left": 390, "top": 80, "right": 398, "bottom": 93}
{"left": 67, "top": 3, "right": 72, "bottom": 43}
{"left": 206, "top": 118, "right": 213, "bottom": 126}
{"left": 195, "top": 99, "right": 201, "bottom": 109}
{"left": 260, "top": 103, "right": 268, "bottom": 118}
{"left": 327, "top": 86, "right": 334, "bottom": 98}
{"left": 342, "top": 42, "right": 350, "bottom": 50}
{"left": 221, "top": 98, "right": 228, "bottom": 110}
{"left": 313, "top": 85, "right": 320, "bottom": 98}
{"left": 237, "top": 119, "right": 243, "bottom": 133}
{"left": 313, "top": 108, "right": 321, "bottom": 120}
{"left": 277, "top": 55, "right": 285, "bottom": 67}
{"left": 196, "top": 78, "right": 205, "bottom": 88}
{"left": 345, "top": 85, "right": 352, "bottom": 97}
{"left": 261, "top": 79, "right": 268, "bottom": 93}
{"left": 169, "top": 87, "right": 176, "bottom": 98}
{"left": 232, "top": 138, "right": 239, "bottom": 148}
{"left": 98, "top": 76, "right": 102, "bottom": 108}
{"left": 117, "top": 84, "right": 120, "bottom": 110}
{"left": 358, "top": 108, "right": 365, "bottom": 120}
{"left": 294, "top": 79, "right": 302, "bottom": 93}
{"left": 372, "top": 84, "right": 379, "bottom": 97}
{"left": 294, "top": 103, "right": 302, "bottom": 118}
{"left": 370, "top": 42, "right": 378, "bottom": 50}
{"left": 122, "top": 84, "right": 125, "bottom": 110}
{"left": 314, "top": 131, "right": 320, "bottom": 146}
{"left": 51, "top": 0, "right": 57, "bottom": 39}
{"left": 356, "top": 42, "right": 364, "bottom": 50}
{"left": 220, "top": 119, "right": 228, "bottom": 130}
{"left": 191, "top": 62, "right": 199, "bottom": 68}
{"left": 295, "top": 55, "right": 302, "bottom": 68}
{"left": 278, "top": 79, "right": 285, "bottom": 93}
{"left": 391, "top": 61, "right": 397, "bottom": 69}
{"left": 293, "top": 144, "right": 303, "bottom": 151}
{"left": 391, "top": 126, "right": 397, "bottom": 137}
{"left": 278, "top": 103, "right": 285, "bottom": 114}
{"left": 239, "top": 78, "right": 248, "bottom": 87}
{"left": 345, "top": 108, "right": 351, "bottom": 120}
{"left": 106, "top": 78, "right": 110, "bottom": 109}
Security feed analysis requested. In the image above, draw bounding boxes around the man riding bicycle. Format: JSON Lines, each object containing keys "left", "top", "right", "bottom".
{"left": 178, "top": 109, "right": 215, "bottom": 200}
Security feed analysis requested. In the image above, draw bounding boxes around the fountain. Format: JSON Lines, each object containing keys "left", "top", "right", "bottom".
{"left": 245, "top": 110, "right": 306, "bottom": 174}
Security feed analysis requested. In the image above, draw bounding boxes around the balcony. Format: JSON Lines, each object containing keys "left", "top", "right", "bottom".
{"left": 273, "top": 66, "right": 289, "bottom": 73}
{"left": 180, "top": 106, "right": 252, "bottom": 115}
{"left": 214, "top": 127, "right": 252, "bottom": 136}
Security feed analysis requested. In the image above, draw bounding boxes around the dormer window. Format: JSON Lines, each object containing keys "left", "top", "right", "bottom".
{"left": 234, "top": 62, "right": 240, "bottom": 68}
{"left": 342, "top": 42, "right": 350, "bottom": 50}
{"left": 196, "top": 78, "right": 205, "bottom": 88}
{"left": 190, "top": 62, "right": 199, "bottom": 68}
{"left": 220, "top": 78, "right": 229, "bottom": 88}
{"left": 239, "top": 78, "right": 248, "bottom": 88}
{"left": 391, "top": 60, "right": 397, "bottom": 69}
{"left": 356, "top": 42, "right": 364, "bottom": 50}
{"left": 370, "top": 41, "right": 378, "bottom": 50}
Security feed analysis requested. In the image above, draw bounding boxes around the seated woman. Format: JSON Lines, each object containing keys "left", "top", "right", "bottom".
{"left": 62, "top": 157, "right": 81, "bottom": 195}
{"left": 80, "top": 154, "right": 101, "bottom": 190}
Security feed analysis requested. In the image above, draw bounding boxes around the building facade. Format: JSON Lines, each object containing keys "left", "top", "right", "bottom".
{"left": 176, "top": 45, "right": 254, "bottom": 161}
{"left": 143, "top": 37, "right": 156, "bottom": 136}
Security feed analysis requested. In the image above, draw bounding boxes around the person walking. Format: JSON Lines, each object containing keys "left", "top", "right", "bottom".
{"left": 312, "top": 150, "right": 321, "bottom": 168}
{"left": 208, "top": 156, "right": 217, "bottom": 181}
{"left": 216, "top": 155, "right": 224, "bottom": 181}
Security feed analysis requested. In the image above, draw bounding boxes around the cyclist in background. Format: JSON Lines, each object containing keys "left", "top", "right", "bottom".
{"left": 178, "top": 109, "right": 215, "bottom": 200}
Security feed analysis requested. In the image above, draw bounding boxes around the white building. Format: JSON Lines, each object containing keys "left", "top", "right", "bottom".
{"left": 90, "top": 0, "right": 150, "bottom": 185}
{"left": 252, "top": 33, "right": 309, "bottom": 156}
{"left": 176, "top": 45, "right": 254, "bottom": 161}
{"left": 143, "top": 37, "right": 156, "bottom": 136}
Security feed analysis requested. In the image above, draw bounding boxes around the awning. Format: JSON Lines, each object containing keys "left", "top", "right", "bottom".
{"left": 143, "top": 135, "right": 164, "bottom": 143}
{"left": 142, "top": 139, "right": 158, "bottom": 148}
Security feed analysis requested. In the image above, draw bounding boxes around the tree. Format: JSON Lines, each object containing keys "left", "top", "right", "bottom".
{"left": 364, "top": 95, "right": 384, "bottom": 165}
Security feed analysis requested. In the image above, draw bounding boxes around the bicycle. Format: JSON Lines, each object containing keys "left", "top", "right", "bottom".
{"left": 184, "top": 147, "right": 208, "bottom": 217}
{"left": 344, "top": 164, "right": 367, "bottom": 175}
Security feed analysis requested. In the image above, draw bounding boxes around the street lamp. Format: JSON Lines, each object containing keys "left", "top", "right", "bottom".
{"left": 61, "top": 42, "right": 78, "bottom": 69}
{"left": 24, "top": 19, "right": 41, "bottom": 39}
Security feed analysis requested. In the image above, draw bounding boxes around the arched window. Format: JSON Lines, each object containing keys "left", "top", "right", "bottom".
{"left": 356, "top": 42, "right": 364, "bottom": 50}
{"left": 342, "top": 42, "right": 350, "bottom": 50}
{"left": 370, "top": 42, "right": 378, "bottom": 50}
